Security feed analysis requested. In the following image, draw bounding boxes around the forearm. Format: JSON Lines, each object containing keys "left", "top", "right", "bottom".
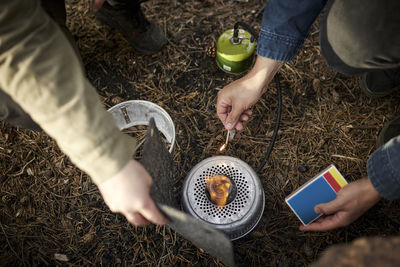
{"left": 0, "top": 0, "right": 134, "bottom": 185}
{"left": 249, "top": 0, "right": 327, "bottom": 90}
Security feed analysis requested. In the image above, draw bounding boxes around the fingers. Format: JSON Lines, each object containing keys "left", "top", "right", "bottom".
{"left": 139, "top": 198, "right": 169, "bottom": 225}
{"left": 216, "top": 92, "right": 243, "bottom": 130}
{"left": 299, "top": 199, "right": 344, "bottom": 232}
{"left": 235, "top": 122, "right": 244, "bottom": 131}
{"left": 234, "top": 109, "right": 252, "bottom": 130}
{"left": 239, "top": 114, "right": 249, "bottom": 121}
{"left": 300, "top": 197, "right": 353, "bottom": 232}
{"left": 216, "top": 95, "right": 230, "bottom": 125}
{"left": 98, "top": 160, "right": 169, "bottom": 228}
{"left": 299, "top": 215, "right": 344, "bottom": 232}
{"left": 217, "top": 111, "right": 228, "bottom": 127}
{"left": 315, "top": 198, "right": 342, "bottom": 215}
{"left": 216, "top": 87, "right": 253, "bottom": 131}
{"left": 219, "top": 110, "right": 250, "bottom": 131}
{"left": 243, "top": 109, "right": 252, "bottom": 116}
{"left": 126, "top": 212, "right": 149, "bottom": 226}
{"left": 225, "top": 108, "right": 245, "bottom": 130}
{"left": 125, "top": 198, "right": 169, "bottom": 226}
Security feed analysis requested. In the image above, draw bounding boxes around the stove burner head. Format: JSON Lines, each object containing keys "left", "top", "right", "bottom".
{"left": 205, "top": 175, "right": 236, "bottom": 207}
{"left": 182, "top": 156, "right": 265, "bottom": 240}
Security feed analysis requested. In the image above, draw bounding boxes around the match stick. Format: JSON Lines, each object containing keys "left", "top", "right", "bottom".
{"left": 219, "top": 130, "right": 231, "bottom": 152}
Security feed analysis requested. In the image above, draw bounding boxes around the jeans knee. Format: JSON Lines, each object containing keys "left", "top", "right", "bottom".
{"left": 321, "top": 0, "right": 399, "bottom": 71}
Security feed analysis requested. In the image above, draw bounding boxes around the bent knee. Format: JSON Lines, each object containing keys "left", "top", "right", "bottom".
{"left": 323, "top": 0, "right": 399, "bottom": 69}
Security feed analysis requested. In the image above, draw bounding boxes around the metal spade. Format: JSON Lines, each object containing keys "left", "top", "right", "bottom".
{"left": 141, "top": 118, "right": 235, "bottom": 267}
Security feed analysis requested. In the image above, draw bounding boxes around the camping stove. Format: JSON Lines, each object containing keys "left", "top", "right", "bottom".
{"left": 182, "top": 156, "right": 265, "bottom": 240}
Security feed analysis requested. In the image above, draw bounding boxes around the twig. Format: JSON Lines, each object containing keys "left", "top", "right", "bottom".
{"left": 336, "top": 78, "right": 356, "bottom": 99}
{"left": 331, "top": 154, "right": 363, "bottom": 162}
{"left": 135, "top": 138, "right": 146, "bottom": 152}
{"left": 11, "top": 158, "right": 35, "bottom": 177}
{"left": 0, "top": 221, "right": 25, "bottom": 265}
{"left": 156, "top": 226, "right": 167, "bottom": 267}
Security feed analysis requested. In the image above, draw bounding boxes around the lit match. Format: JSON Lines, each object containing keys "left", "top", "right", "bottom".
{"left": 219, "top": 131, "right": 230, "bottom": 151}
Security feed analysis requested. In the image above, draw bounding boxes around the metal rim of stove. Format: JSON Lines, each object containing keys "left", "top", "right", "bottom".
{"left": 182, "top": 156, "right": 265, "bottom": 240}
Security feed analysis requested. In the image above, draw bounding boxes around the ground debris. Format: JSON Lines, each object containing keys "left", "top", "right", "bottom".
{"left": 1, "top": 0, "right": 400, "bottom": 266}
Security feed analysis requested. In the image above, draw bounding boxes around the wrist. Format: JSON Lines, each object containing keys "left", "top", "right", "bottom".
{"left": 362, "top": 176, "right": 381, "bottom": 203}
{"left": 246, "top": 56, "right": 283, "bottom": 94}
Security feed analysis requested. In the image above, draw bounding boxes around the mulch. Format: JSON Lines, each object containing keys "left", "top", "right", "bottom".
{"left": 1, "top": 0, "right": 400, "bottom": 266}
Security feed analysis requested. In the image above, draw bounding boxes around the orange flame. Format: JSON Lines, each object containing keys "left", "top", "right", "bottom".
{"left": 205, "top": 175, "right": 232, "bottom": 206}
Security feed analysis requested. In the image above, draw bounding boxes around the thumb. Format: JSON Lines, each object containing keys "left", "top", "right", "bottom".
{"left": 225, "top": 106, "right": 243, "bottom": 130}
{"left": 139, "top": 197, "right": 169, "bottom": 225}
{"left": 315, "top": 199, "right": 341, "bottom": 215}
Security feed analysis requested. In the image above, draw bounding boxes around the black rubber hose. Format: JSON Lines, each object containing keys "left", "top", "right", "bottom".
{"left": 256, "top": 73, "right": 282, "bottom": 173}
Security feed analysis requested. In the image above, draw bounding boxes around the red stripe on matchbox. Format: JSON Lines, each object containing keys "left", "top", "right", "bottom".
{"left": 323, "top": 172, "right": 341, "bottom": 193}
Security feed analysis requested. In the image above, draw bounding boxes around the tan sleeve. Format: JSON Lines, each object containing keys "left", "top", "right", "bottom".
{"left": 0, "top": 0, "right": 136, "bottom": 185}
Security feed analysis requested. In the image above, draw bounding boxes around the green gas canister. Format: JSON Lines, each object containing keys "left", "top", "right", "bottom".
{"left": 216, "top": 22, "right": 257, "bottom": 74}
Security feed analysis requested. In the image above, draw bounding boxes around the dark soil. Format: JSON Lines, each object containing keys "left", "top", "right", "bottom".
{"left": 1, "top": 0, "right": 400, "bottom": 266}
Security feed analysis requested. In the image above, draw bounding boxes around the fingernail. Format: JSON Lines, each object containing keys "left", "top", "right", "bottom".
{"left": 226, "top": 123, "right": 232, "bottom": 129}
{"left": 315, "top": 207, "right": 321, "bottom": 213}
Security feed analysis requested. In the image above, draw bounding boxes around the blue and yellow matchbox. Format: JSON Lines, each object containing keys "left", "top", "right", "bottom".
{"left": 285, "top": 165, "right": 348, "bottom": 225}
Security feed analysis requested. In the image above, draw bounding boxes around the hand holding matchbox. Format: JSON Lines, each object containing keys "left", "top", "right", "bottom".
{"left": 285, "top": 165, "right": 348, "bottom": 225}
